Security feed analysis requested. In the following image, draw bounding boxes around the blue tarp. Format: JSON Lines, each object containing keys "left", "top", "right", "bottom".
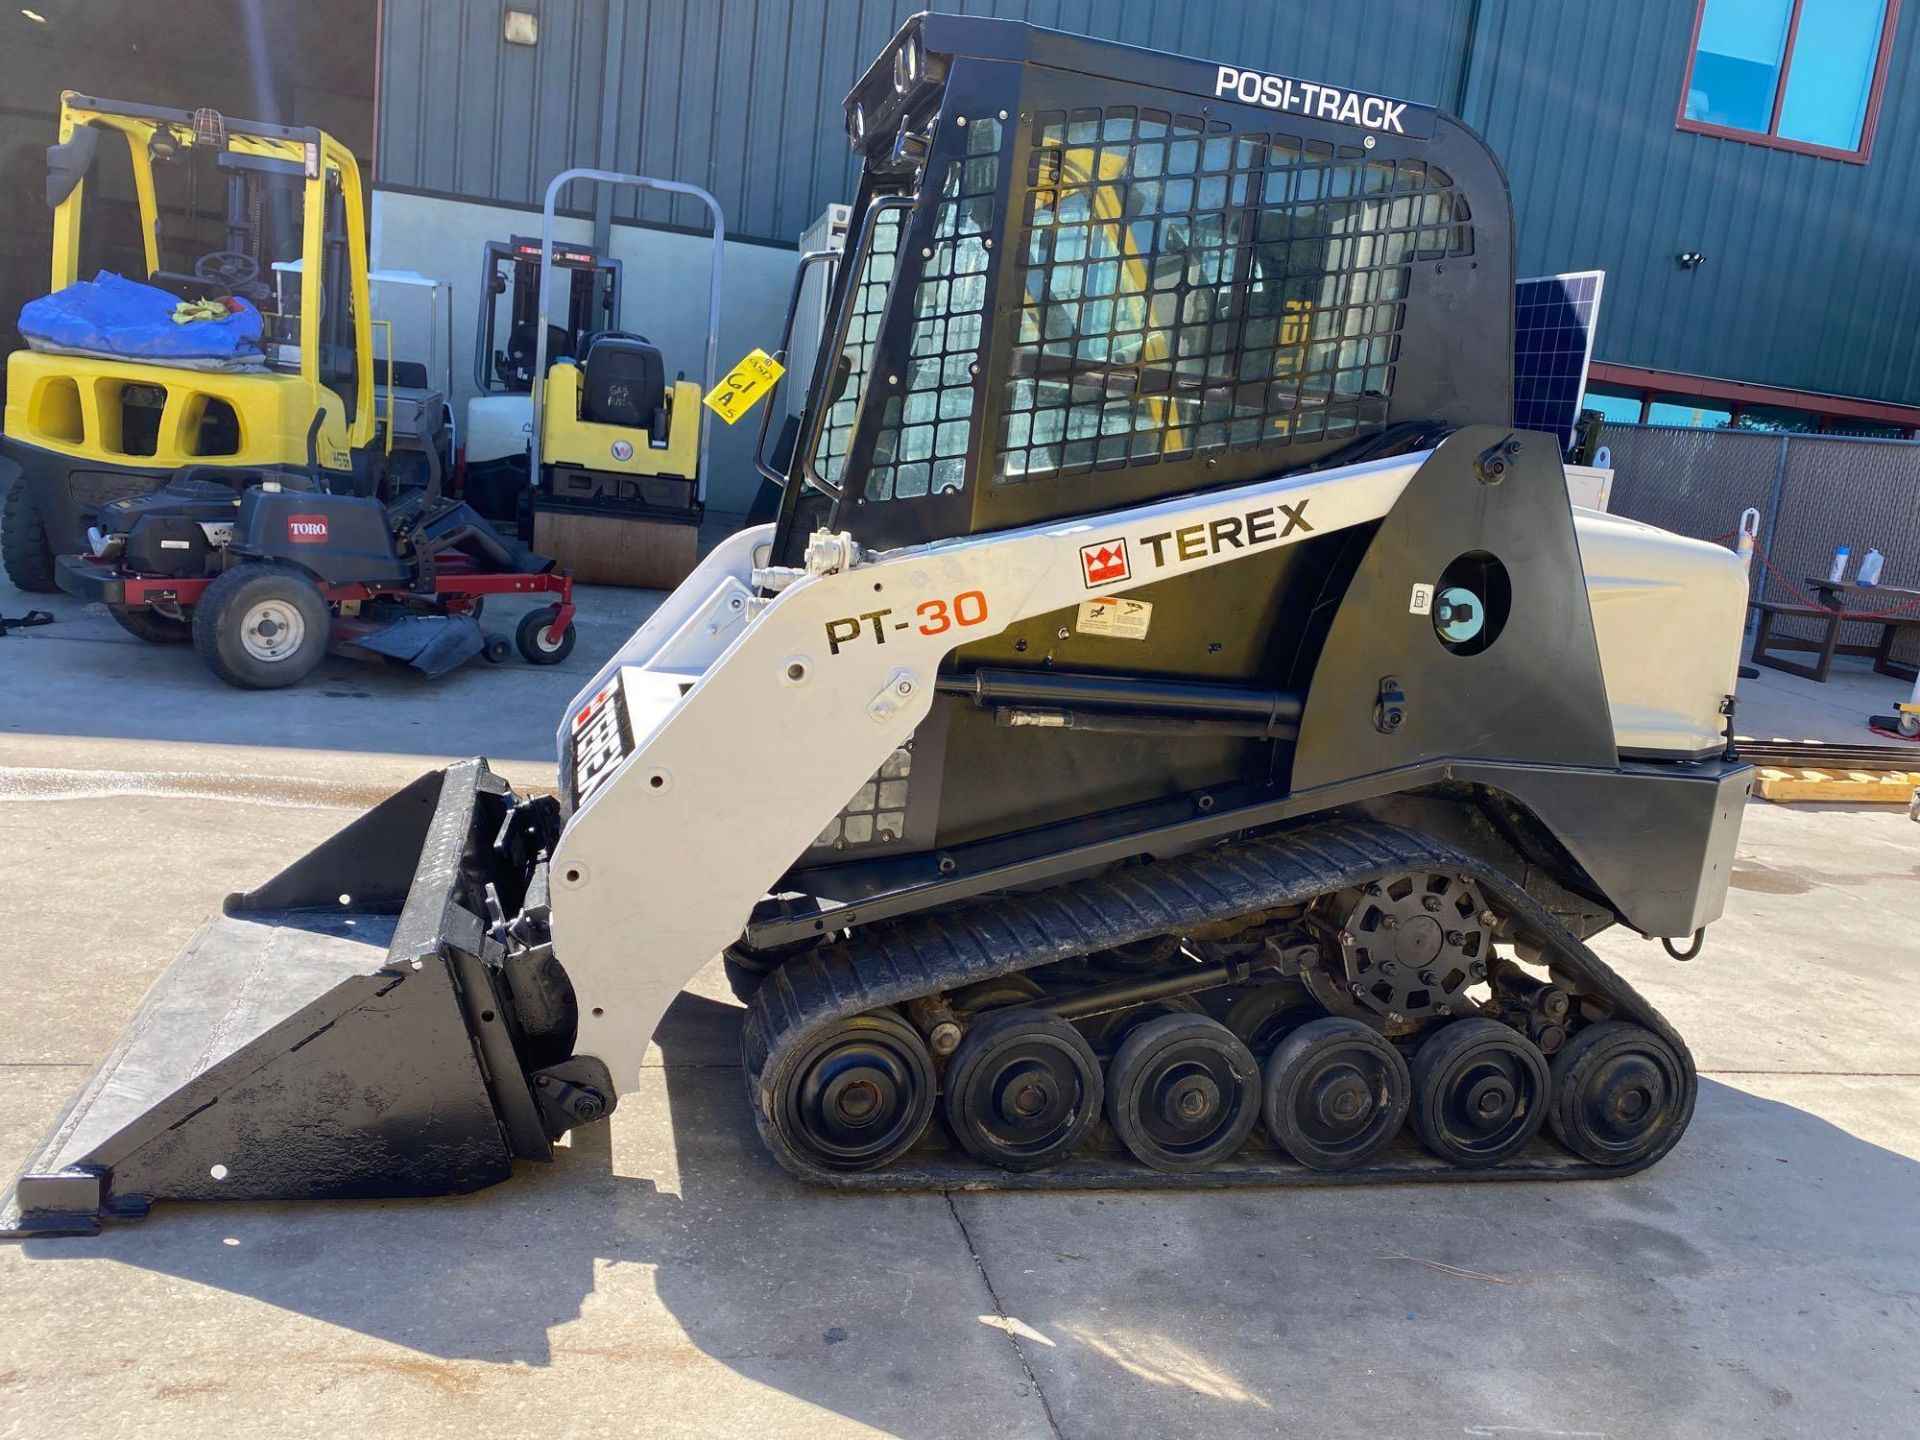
{"left": 19, "top": 272, "right": 263, "bottom": 362}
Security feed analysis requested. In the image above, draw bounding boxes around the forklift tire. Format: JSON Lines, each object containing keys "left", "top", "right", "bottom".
{"left": 110, "top": 606, "right": 194, "bottom": 643}
{"left": 2, "top": 481, "right": 58, "bottom": 593}
{"left": 192, "top": 564, "right": 331, "bottom": 689}
{"left": 516, "top": 605, "right": 575, "bottom": 665}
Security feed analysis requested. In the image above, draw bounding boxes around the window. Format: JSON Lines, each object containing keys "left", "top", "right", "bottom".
{"left": 1731, "top": 405, "right": 1822, "bottom": 432}
{"left": 1678, "top": 0, "right": 1903, "bottom": 162}
{"left": 812, "top": 206, "right": 907, "bottom": 490}
{"left": 1582, "top": 388, "right": 1647, "bottom": 425}
{"left": 865, "top": 119, "right": 1001, "bottom": 503}
{"left": 1647, "top": 397, "right": 1733, "bottom": 428}
{"left": 1000, "top": 107, "right": 1470, "bottom": 483}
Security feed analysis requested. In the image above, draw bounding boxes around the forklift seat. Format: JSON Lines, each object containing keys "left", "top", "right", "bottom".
{"left": 581, "top": 333, "right": 668, "bottom": 439}
{"left": 499, "top": 321, "right": 573, "bottom": 393}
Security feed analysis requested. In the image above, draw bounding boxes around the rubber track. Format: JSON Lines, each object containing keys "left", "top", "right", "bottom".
{"left": 741, "top": 818, "right": 1697, "bottom": 1190}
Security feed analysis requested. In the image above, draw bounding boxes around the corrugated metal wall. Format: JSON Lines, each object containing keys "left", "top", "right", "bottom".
{"left": 377, "top": 0, "right": 1476, "bottom": 234}
{"left": 1464, "top": 0, "right": 1920, "bottom": 409}
{"left": 378, "top": 0, "right": 1920, "bottom": 407}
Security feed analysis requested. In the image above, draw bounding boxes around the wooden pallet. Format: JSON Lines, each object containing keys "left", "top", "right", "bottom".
{"left": 1753, "top": 765, "right": 1920, "bottom": 803}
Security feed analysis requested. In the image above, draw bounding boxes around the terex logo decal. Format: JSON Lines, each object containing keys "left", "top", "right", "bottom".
{"left": 1080, "top": 539, "right": 1130, "bottom": 589}
{"left": 287, "top": 515, "right": 329, "bottom": 544}
{"left": 1138, "top": 500, "right": 1314, "bottom": 567}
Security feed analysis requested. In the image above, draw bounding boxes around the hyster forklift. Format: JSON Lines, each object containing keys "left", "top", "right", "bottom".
{"left": 1, "top": 94, "right": 428, "bottom": 593}
{"left": 4, "top": 15, "right": 1755, "bottom": 1235}
{"left": 461, "top": 200, "right": 717, "bottom": 588}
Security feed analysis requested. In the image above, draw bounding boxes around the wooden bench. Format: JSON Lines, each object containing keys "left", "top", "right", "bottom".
{"left": 1749, "top": 599, "right": 1920, "bottom": 683}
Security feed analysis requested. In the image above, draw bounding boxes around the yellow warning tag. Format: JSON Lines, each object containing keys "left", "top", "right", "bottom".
{"left": 702, "top": 348, "right": 786, "bottom": 425}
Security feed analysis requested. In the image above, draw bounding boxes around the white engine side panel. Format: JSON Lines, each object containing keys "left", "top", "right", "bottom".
{"left": 550, "top": 453, "right": 1425, "bottom": 1092}
{"left": 1574, "top": 508, "right": 1746, "bottom": 757}
{"left": 464, "top": 394, "right": 533, "bottom": 464}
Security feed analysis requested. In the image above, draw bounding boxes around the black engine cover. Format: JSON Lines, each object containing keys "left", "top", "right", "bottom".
{"left": 102, "top": 478, "right": 244, "bottom": 578}
{"left": 123, "top": 515, "right": 221, "bottom": 577}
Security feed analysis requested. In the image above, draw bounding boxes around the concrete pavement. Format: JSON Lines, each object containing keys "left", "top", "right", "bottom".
{"left": 2, "top": 567, "right": 1918, "bottom": 1438}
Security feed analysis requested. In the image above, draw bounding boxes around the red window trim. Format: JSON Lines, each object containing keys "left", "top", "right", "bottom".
{"left": 1674, "top": 0, "right": 1904, "bottom": 165}
{"left": 1588, "top": 362, "right": 1920, "bottom": 431}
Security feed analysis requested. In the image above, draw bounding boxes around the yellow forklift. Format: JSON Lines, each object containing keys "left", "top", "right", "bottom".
{"left": 2, "top": 94, "right": 399, "bottom": 592}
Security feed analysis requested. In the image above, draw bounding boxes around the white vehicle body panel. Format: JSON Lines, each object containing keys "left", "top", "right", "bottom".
{"left": 1573, "top": 508, "right": 1747, "bottom": 758}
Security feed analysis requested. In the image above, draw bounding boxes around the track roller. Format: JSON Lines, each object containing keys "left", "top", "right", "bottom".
{"left": 943, "top": 1009, "right": 1103, "bottom": 1171}
{"left": 1263, "top": 1017, "right": 1411, "bottom": 1171}
{"left": 1548, "top": 1021, "right": 1693, "bottom": 1168}
{"left": 1409, "top": 1017, "right": 1550, "bottom": 1167}
{"left": 1215, "top": 980, "right": 1320, "bottom": 1062}
{"left": 772, "top": 1011, "right": 935, "bottom": 1172}
{"left": 1106, "top": 1014, "right": 1261, "bottom": 1172}
{"left": 1076, "top": 995, "right": 1203, "bottom": 1056}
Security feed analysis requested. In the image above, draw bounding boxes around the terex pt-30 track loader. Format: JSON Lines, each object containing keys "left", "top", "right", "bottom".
{"left": 4, "top": 16, "right": 1752, "bottom": 1234}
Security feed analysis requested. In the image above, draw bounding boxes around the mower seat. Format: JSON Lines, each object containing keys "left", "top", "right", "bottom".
{"left": 581, "top": 333, "right": 668, "bottom": 440}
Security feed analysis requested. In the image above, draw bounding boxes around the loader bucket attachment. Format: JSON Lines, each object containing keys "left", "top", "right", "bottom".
{"left": 1, "top": 760, "right": 565, "bottom": 1237}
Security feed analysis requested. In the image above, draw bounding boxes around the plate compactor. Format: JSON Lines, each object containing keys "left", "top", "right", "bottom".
{"left": 4, "top": 16, "right": 1755, "bottom": 1236}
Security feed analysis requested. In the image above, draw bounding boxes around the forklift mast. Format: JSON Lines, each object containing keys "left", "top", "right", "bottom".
{"left": 473, "top": 237, "right": 622, "bottom": 394}
{"left": 35, "top": 92, "right": 377, "bottom": 465}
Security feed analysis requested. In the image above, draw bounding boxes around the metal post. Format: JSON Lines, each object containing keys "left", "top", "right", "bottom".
{"left": 1761, "top": 434, "right": 1792, "bottom": 604}
{"left": 530, "top": 168, "right": 726, "bottom": 501}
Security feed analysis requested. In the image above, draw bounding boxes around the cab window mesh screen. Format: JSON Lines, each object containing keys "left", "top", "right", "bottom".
{"left": 1000, "top": 107, "right": 1471, "bottom": 483}
{"left": 867, "top": 118, "right": 1002, "bottom": 502}
{"left": 814, "top": 206, "right": 906, "bottom": 489}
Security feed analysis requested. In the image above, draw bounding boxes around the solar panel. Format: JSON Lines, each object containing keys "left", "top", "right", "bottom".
{"left": 1513, "top": 271, "right": 1606, "bottom": 449}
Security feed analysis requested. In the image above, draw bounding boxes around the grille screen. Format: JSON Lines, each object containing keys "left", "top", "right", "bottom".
{"left": 865, "top": 118, "right": 1003, "bottom": 503}
{"left": 814, "top": 207, "right": 907, "bottom": 490}
{"left": 813, "top": 746, "right": 914, "bottom": 850}
{"left": 1000, "top": 107, "right": 1472, "bottom": 482}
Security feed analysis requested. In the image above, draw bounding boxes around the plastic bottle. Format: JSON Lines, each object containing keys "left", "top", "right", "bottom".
{"left": 1859, "top": 548, "right": 1885, "bottom": 586}
{"left": 1830, "top": 546, "right": 1851, "bottom": 583}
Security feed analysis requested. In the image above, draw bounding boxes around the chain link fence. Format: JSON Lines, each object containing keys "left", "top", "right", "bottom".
{"left": 1602, "top": 423, "right": 1920, "bottom": 663}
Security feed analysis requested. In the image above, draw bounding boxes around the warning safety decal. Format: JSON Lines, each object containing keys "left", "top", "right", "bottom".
{"left": 1078, "top": 596, "right": 1152, "bottom": 641}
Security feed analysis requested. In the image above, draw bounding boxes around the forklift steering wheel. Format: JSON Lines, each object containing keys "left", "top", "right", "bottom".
{"left": 193, "top": 250, "right": 260, "bottom": 293}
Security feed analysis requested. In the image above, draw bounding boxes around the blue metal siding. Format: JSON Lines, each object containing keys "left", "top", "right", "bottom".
{"left": 1463, "top": 0, "right": 1920, "bottom": 406}
{"left": 378, "top": 0, "right": 1475, "bottom": 238}
{"left": 377, "top": 0, "right": 1920, "bottom": 406}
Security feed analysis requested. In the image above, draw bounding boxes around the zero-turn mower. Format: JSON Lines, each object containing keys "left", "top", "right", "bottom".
{"left": 4, "top": 15, "right": 1754, "bottom": 1235}
{"left": 55, "top": 418, "right": 576, "bottom": 688}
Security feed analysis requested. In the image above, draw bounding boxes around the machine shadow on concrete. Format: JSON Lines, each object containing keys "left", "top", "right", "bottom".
{"left": 17, "top": 989, "right": 1920, "bottom": 1437}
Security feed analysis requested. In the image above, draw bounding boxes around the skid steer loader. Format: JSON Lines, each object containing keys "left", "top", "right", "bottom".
{"left": 2, "top": 15, "right": 1753, "bottom": 1236}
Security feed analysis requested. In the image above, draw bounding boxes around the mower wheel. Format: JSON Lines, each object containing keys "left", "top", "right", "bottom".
{"left": 482, "top": 633, "right": 512, "bottom": 664}
{"left": 516, "top": 605, "right": 575, "bottom": 665}
{"left": 192, "top": 564, "right": 330, "bottom": 689}
{"left": 2, "top": 480, "right": 57, "bottom": 593}
{"left": 110, "top": 606, "right": 194, "bottom": 644}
